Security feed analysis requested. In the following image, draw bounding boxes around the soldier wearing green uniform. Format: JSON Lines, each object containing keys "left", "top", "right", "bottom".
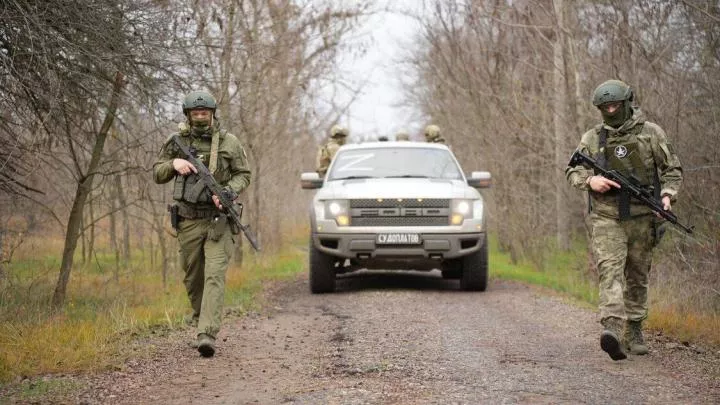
{"left": 316, "top": 125, "right": 348, "bottom": 177}
{"left": 566, "top": 80, "right": 683, "bottom": 361}
{"left": 153, "top": 91, "right": 251, "bottom": 357}
{"left": 424, "top": 124, "right": 446, "bottom": 144}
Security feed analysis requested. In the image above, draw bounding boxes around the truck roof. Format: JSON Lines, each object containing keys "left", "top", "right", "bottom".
{"left": 338, "top": 142, "right": 449, "bottom": 151}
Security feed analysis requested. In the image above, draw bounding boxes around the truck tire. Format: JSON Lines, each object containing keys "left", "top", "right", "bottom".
{"left": 460, "top": 239, "right": 488, "bottom": 291}
{"left": 309, "top": 238, "right": 336, "bottom": 293}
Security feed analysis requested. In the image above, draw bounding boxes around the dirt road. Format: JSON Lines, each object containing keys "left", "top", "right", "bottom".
{"left": 74, "top": 271, "right": 719, "bottom": 404}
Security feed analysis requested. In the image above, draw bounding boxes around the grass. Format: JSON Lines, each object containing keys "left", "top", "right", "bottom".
{"left": 489, "top": 236, "right": 597, "bottom": 306}
{"left": 489, "top": 234, "right": 720, "bottom": 348}
{"left": 1, "top": 228, "right": 717, "bottom": 390}
{"left": 0, "top": 235, "right": 306, "bottom": 385}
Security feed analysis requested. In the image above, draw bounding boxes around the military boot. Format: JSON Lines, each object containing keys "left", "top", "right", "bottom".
{"left": 600, "top": 317, "right": 627, "bottom": 361}
{"left": 197, "top": 333, "right": 216, "bottom": 358}
{"left": 624, "top": 320, "right": 649, "bottom": 355}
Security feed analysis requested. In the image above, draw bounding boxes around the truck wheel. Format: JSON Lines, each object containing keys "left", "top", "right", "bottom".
{"left": 460, "top": 239, "right": 488, "bottom": 291}
{"left": 309, "top": 238, "right": 336, "bottom": 293}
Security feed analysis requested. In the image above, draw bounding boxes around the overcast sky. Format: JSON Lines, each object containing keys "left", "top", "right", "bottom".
{"left": 327, "top": 1, "right": 425, "bottom": 141}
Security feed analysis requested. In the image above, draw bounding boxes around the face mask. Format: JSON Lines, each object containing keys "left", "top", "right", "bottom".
{"left": 189, "top": 115, "right": 213, "bottom": 136}
{"left": 600, "top": 101, "right": 631, "bottom": 128}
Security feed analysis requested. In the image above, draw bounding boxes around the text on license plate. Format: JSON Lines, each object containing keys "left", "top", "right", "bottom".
{"left": 376, "top": 233, "right": 422, "bottom": 245}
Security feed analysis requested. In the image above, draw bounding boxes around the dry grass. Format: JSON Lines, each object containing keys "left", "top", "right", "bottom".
{"left": 648, "top": 306, "right": 720, "bottom": 347}
{"left": 0, "top": 233, "right": 305, "bottom": 383}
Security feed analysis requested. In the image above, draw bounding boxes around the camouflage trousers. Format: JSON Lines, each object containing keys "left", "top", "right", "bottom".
{"left": 177, "top": 216, "right": 235, "bottom": 338}
{"left": 589, "top": 212, "right": 655, "bottom": 323}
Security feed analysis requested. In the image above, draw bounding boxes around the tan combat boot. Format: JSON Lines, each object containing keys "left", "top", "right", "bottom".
{"left": 624, "top": 320, "right": 649, "bottom": 355}
{"left": 197, "top": 333, "right": 216, "bottom": 357}
{"left": 600, "top": 317, "right": 627, "bottom": 361}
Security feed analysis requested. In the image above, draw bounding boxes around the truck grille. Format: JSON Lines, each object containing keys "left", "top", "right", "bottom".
{"left": 349, "top": 199, "right": 450, "bottom": 227}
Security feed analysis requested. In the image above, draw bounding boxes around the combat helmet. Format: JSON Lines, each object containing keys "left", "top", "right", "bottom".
{"left": 330, "top": 125, "right": 348, "bottom": 138}
{"left": 424, "top": 124, "right": 441, "bottom": 141}
{"left": 592, "top": 80, "right": 635, "bottom": 127}
{"left": 592, "top": 80, "right": 633, "bottom": 106}
{"left": 182, "top": 91, "right": 217, "bottom": 115}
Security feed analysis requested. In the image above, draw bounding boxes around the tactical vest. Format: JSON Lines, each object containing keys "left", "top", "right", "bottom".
{"left": 172, "top": 134, "right": 213, "bottom": 205}
{"left": 594, "top": 123, "right": 660, "bottom": 218}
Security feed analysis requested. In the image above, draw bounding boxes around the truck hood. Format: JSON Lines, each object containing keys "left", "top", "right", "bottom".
{"left": 315, "top": 178, "right": 480, "bottom": 200}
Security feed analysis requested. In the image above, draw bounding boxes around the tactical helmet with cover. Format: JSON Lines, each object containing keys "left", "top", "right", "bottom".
{"left": 592, "top": 80, "right": 633, "bottom": 106}
{"left": 330, "top": 125, "right": 348, "bottom": 138}
{"left": 182, "top": 91, "right": 217, "bottom": 115}
{"left": 592, "top": 80, "right": 634, "bottom": 128}
{"left": 424, "top": 124, "right": 441, "bottom": 141}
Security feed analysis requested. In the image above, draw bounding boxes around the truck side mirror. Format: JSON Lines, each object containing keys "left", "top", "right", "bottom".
{"left": 301, "top": 172, "right": 324, "bottom": 189}
{"left": 467, "top": 171, "right": 491, "bottom": 188}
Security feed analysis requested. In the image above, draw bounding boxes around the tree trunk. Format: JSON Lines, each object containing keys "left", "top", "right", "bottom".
{"left": 553, "top": 0, "right": 571, "bottom": 251}
{"left": 110, "top": 178, "right": 120, "bottom": 279}
{"left": 52, "top": 72, "right": 125, "bottom": 310}
{"left": 116, "top": 174, "right": 131, "bottom": 265}
{"left": 88, "top": 194, "right": 95, "bottom": 265}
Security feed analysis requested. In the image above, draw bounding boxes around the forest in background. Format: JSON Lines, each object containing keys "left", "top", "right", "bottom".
{"left": 0, "top": 0, "right": 370, "bottom": 309}
{"left": 402, "top": 0, "right": 719, "bottom": 324}
{"left": 0, "top": 0, "right": 718, "bottom": 367}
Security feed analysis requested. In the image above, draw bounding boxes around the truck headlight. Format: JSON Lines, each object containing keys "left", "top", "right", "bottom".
{"left": 324, "top": 200, "right": 350, "bottom": 226}
{"left": 451, "top": 199, "right": 474, "bottom": 225}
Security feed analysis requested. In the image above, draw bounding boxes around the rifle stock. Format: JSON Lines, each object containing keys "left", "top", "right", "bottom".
{"left": 171, "top": 135, "right": 261, "bottom": 250}
{"left": 569, "top": 150, "right": 693, "bottom": 234}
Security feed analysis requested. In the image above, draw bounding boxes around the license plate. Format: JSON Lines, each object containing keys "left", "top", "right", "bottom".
{"left": 376, "top": 233, "right": 422, "bottom": 245}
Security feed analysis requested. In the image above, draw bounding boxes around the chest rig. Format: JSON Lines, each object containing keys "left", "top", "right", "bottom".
{"left": 172, "top": 132, "right": 219, "bottom": 206}
{"left": 594, "top": 123, "right": 660, "bottom": 219}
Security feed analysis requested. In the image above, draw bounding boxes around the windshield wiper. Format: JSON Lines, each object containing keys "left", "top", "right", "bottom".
{"left": 330, "top": 175, "right": 375, "bottom": 181}
{"left": 384, "top": 175, "right": 430, "bottom": 178}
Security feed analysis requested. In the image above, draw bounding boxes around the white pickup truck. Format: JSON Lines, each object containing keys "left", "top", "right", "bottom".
{"left": 301, "top": 141, "right": 491, "bottom": 293}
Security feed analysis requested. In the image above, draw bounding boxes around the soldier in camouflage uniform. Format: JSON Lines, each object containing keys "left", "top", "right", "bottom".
{"left": 424, "top": 124, "right": 446, "bottom": 144}
{"left": 153, "top": 91, "right": 251, "bottom": 357}
{"left": 395, "top": 131, "right": 410, "bottom": 141}
{"left": 566, "top": 80, "right": 683, "bottom": 361}
{"left": 316, "top": 125, "right": 348, "bottom": 176}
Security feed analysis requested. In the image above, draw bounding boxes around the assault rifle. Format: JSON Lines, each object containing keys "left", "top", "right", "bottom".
{"left": 171, "top": 135, "right": 261, "bottom": 250}
{"left": 568, "top": 150, "right": 693, "bottom": 234}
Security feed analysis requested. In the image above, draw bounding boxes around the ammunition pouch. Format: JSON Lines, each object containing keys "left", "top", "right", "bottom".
{"left": 208, "top": 215, "right": 229, "bottom": 241}
{"left": 173, "top": 174, "right": 212, "bottom": 204}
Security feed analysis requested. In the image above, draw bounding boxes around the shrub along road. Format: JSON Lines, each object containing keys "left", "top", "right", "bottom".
{"left": 30, "top": 272, "right": 720, "bottom": 403}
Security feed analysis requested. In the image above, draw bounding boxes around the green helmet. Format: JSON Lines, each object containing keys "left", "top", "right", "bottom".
{"left": 592, "top": 80, "right": 633, "bottom": 106}
{"left": 424, "top": 124, "right": 441, "bottom": 141}
{"left": 182, "top": 91, "right": 217, "bottom": 114}
{"left": 330, "top": 125, "right": 348, "bottom": 138}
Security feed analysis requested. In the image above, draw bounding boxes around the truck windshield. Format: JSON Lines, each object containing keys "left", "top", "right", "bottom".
{"left": 327, "top": 147, "right": 463, "bottom": 181}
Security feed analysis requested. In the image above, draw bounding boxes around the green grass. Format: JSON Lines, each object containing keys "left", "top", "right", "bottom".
{"left": 489, "top": 236, "right": 597, "bottom": 306}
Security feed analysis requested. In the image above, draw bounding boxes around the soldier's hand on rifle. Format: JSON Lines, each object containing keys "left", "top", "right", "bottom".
{"left": 212, "top": 195, "right": 223, "bottom": 210}
{"left": 587, "top": 175, "right": 621, "bottom": 193}
{"left": 172, "top": 158, "right": 197, "bottom": 176}
{"left": 655, "top": 196, "right": 672, "bottom": 218}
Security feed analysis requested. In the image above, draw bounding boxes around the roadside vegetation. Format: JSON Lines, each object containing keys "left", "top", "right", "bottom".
{"left": 2, "top": 230, "right": 717, "bottom": 387}
{"left": 489, "top": 234, "right": 720, "bottom": 348}
{"left": 0, "top": 233, "right": 305, "bottom": 384}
